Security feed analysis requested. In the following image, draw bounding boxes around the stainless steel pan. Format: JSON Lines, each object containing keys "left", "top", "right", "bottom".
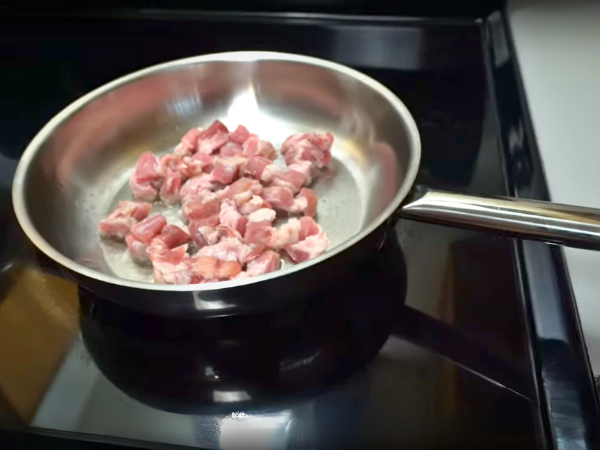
{"left": 12, "top": 52, "right": 600, "bottom": 317}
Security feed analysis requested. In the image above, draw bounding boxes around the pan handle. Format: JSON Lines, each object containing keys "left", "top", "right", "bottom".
{"left": 397, "top": 185, "right": 600, "bottom": 250}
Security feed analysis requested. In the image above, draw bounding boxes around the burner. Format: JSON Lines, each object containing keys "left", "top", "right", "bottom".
{"left": 79, "top": 230, "right": 406, "bottom": 414}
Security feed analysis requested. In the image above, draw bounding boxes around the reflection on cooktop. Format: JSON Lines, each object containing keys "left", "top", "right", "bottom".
{"left": 79, "top": 230, "right": 406, "bottom": 414}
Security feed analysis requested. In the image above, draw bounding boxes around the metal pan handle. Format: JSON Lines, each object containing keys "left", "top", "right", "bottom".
{"left": 397, "top": 185, "right": 600, "bottom": 250}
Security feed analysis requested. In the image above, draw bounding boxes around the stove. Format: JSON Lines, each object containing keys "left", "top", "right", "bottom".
{"left": 0, "top": 5, "right": 598, "bottom": 450}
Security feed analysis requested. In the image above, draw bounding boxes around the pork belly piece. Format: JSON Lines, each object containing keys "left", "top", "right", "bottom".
{"left": 98, "top": 201, "right": 152, "bottom": 240}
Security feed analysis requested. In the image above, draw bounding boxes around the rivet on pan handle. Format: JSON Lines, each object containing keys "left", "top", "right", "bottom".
{"left": 396, "top": 185, "right": 600, "bottom": 250}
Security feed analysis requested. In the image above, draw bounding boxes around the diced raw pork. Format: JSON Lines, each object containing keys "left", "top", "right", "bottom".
{"left": 130, "top": 214, "right": 167, "bottom": 243}
{"left": 211, "top": 156, "right": 246, "bottom": 185}
{"left": 197, "top": 121, "right": 229, "bottom": 154}
{"left": 229, "top": 124, "right": 251, "bottom": 144}
{"left": 220, "top": 142, "right": 243, "bottom": 157}
{"left": 223, "top": 177, "right": 263, "bottom": 207}
{"left": 182, "top": 196, "right": 221, "bottom": 222}
{"left": 148, "top": 244, "right": 195, "bottom": 284}
{"left": 266, "top": 218, "right": 302, "bottom": 250}
{"left": 286, "top": 231, "right": 330, "bottom": 263}
{"left": 219, "top": 199, "right": 248, "bottom": 237}
{"left": 262, "top": 186, "right": 295, "bottom": 211}
{"left": 160, "top": 169, "right": 182, "bottom": 205}
{"left": 100, "top": 124, "right": 331, "bottom": 285}
{"left": 189, "top": 221, "right": 221, "bottom": 248}
{"left": 290, "top": 187, "right": 318, "bottom": 217}
{"left": 125, "top": 233, "right": 150, "bottom": 263}
{"left": 192, "top": 256, "right": 243, "bottom": 281}
{"left": 197, "top": 237, "right": 262, "bottom": 265}
{"left": 238, "top": 195, "right": 272, "bottom": 216}
{"left": 175, "top": 128, "right": 203, "bottom": 157}
{"left": 180, "top": 174, "right": 221, "bottom": 203}
{"left": 243, "top": 155, "right": 271, "bottom": 180}
{"left": 98, "top": 201, "right": 152, "bottom": 240}
{"left": 151, "top": 225, "right": 190, "bottom": 250}
{"left": 281, "top": 132, "right": 333, "bottom": 170}
{"left": 245, "top": 251, "right": 281, "bottom": 277}
{"left": 261, "top": 164, "right": 285, "bottom": 184}
{"left": 242, "top": 136, "right": 278, "bottom": 160}
{"left": 129, "top": 152, "right": 163, "bottom": 201}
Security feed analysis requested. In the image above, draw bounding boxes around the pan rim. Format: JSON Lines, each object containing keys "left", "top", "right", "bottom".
{"left": 12, "top": 51, "right": 421, "bottom": 292}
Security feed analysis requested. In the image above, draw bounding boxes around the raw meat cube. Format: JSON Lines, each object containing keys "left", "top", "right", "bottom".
{"left": 175, "top": 128, "right": 203, "bottom": 157}
{"left": 290, "top": 187, "right": 318, "bottom": 217}
{"left": 189, "top": 221, "right": 221, "bottom": 248}
{"left": 262, "top": 186, "right": 295, "bottom": 211}
{"left": 242, "top": 136, "right": 278, "bottom": 160}
{"left": 151, "top": 225, "right": 190, "bottom": 250}
{"left": 129, "top": 152, "right": 164, "bottom": 201}
{"left": 180, "top": 174, "right": 221, "bottom": 203}
{"left": 211, "top": 156, "right": 246, "bottom": 185}
{"left": 266, "top": 218, "right": 302, "bottom": 249}
{"left": 197, "top": 237, "right": 262, "bottom": 265}
{"left": 192, "top": 256, "right": 242, "bottom": 281}
{"left": 159, "top": 169, "right": 182, "bottom": 205}
{"left": 243, "top": 155, "right": 271, "bottom": 180}
{"left": 247, "top": 208, "right": 277, "bottom": 223}
{"left": 229, "top": 125, "right": 251, "bottom": 144}
{"left": 220, "top": 142, "right": 243, "bottom": 157}
{"left": 125, "top": 233, "right": 149, "bottom": 263}
{"left": 261, "top": 164, "right": 285, "bottom": 184}
{"left": 223, "top": 177, "right": 263, "bottom": 207}
{"left": 98, "top": 201, "right": 152, "bottom": 240}
{"left": 238, "top": 195, "right": 272, "bottom": 216}
{"left": 148, "top": 244, "right": 195, "bottom": 284}
{"left": 245, "top": 251, "right": 281, "bottom": 277}
{"left": 197, "top": 120, "right": 229, "bottom": 154}
{"left": 130, "top": 214, "right": 167, "bottom": 243}
{"left": 281, "top": 132, "right": 333, "bottom": 169}
{"left": 182, "top": 196, "right": 221, "bottom": 222}
{"left": 219, "top": 200, "right": 248, "bottom": 237}
{"left": 286, "top": 232, "right": 330, "bottom": 263}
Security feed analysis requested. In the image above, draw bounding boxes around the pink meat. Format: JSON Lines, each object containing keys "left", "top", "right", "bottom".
{"left": 189, "top": 221, "right": 221, "bottom": 248}
{"left": 151, "top": 225, "right": 190, "bottom": 250}
{"left": 289, "top": 187, "right": 318, "bottom": 217}
{"left": 192, "top": 256, "right": 243, "bottom": 281}
{"left": 179, "top": 153, "right": 214, "bottom": 179}
{"left": 197, "top": 237, "right": 262, "bottom": 265}
{"left": 129, "top": 152, "right": 163, "bottom": 201}
{"left": 211, "top": 156, "right": 246, "bottom": 185}
{"left": 266, "top": 218, "right": 302, "bottom": 250}
{"left": 174, "top": 128, "right": 203, "bottom": 157}
{"left": 262, "top": 186, "right": 295, "bottom": 211}
{"left": 247, "top": 208, "right": 277, "bottom": 223}
{"left": 125, "top": 233, "right": 149, "bottom": 263}
{"left": 219, "top": 200, "right": 248, "bottom": 237}
{"left": 223, "top": 177, "right": 264, "bottom": 207}
{"left": 298, "top": 216, "right": 322, "bottom": 240}
{"left": 159, "top": 169, "right": 182, "bottom": 205}
{"left": 244, "top": 221, "right": 273, "bottom": 247}
{"left": 286, "top": 231, "right": 330, "bottom": 263}
{"left": 281, "top": 132, "right": 333, "bottom": 170}
{"left": 180, "top": 174, "right": 220, "bottom": 203}
{"left": 242, "top": 136, "right": 278, "bottom": 160}
{"left": 245, "top": 251, "right": 281, "bottom": 277}
{"left": 148, "top": 245, "right": 195, "bottom": 284}
{"left": 220, "top": 142, "right": 243, "bottom": 157}
{"left": 243, "top": 155, "right": 271, "bottom": 180}
{"left": 229, "top": 124, "right": 251, "bottom": 144}
{"left": 98, "top": 201, "right": 152, "bottom": 240}
{"left": 160, "top": 154, "right": 185, "bottom": 174}
{"left": 182, "top": 196, "right": 221, "bottom": 222}
{"left": 197, "top": 121, "right": 229, "bottom": 154}
{"left": 130, "top": 214, "right": 167, "bottom": 243}
{"left": 261, "top": 164, "right": 285, "bottom": 184}
{"left": 238, "top": 195, "right": 272, "bottom": 216}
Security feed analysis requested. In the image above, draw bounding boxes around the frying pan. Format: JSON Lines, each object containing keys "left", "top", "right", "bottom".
{"left": 12, "top": 52, "right": 600, "bottom": 318}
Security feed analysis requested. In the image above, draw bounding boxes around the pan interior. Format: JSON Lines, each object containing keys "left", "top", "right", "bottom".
{"left": 19, "top": 55, "right": 416, "bottom": 284}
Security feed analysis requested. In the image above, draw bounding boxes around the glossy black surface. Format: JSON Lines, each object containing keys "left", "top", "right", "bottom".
{"left": 0, "top": 7, "right": 593, "bottom": 450}
{"left": 483, "top": 12, "right": 600, "bottom": 450}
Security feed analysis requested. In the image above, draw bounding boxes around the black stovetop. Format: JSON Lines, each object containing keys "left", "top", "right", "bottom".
{"left": 0, "top": 6, "right": 598, "bottom": 450}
